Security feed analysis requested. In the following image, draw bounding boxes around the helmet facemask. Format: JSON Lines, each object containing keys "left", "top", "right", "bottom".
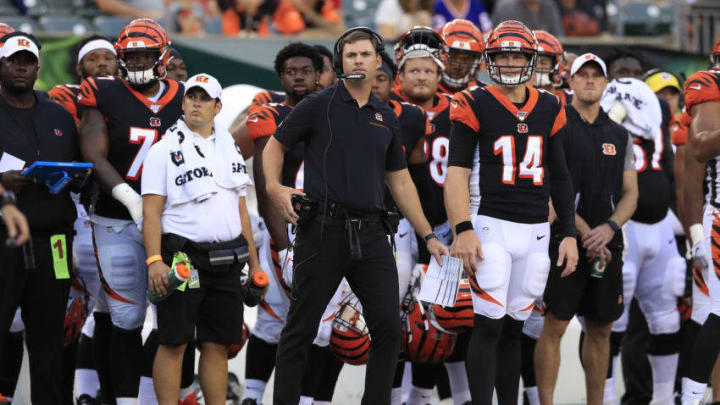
{"left": 485, "top": 49, "right": 537, "bottom": 86}
{"left": 118, "top": 47, "right": 168, "bottom": 86}
{"left": 441, "top": 48, "right": 481, "bottom": 91}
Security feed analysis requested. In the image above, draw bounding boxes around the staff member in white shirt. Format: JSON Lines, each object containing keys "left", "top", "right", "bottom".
{"left": 141, "top": 73, "right": 260, "bottom": 405}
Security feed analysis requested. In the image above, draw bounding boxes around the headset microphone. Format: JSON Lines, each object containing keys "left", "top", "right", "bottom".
{"left": 337, "top": 73, "right": 366, "bottom": 80}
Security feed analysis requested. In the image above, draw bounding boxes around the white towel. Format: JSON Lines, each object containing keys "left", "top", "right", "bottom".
{"left": 165, "top": 117, "right": 252, "bottom": 206}
{"left": 601, "top": 78, "right": 662, "bottom": 141}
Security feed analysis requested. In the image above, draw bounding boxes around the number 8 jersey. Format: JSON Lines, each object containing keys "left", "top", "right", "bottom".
{"left": 448, "top": 85, "right": 568, "bottom": 226}
{"left": 79, "top": 76, "right": 184, "bottom": 220}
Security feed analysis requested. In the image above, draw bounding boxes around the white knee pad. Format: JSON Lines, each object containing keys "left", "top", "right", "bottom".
{"left": 666, "top": 257, "right": 688, "bottom": 299}
{"left": 621, "top": 262, "right": 639, "bottom": 305}
{"left": 471, "top": 243, "right": 510, "bottom": 319}
{"left": 520, "top": 252, "right": 551, "bottom": 299}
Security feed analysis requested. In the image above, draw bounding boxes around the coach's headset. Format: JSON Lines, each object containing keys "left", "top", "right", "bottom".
{"left": 332, "top": 26, "right": 385, "bottom": 79}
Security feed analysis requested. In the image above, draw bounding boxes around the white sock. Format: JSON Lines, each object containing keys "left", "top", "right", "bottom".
{"left": 138, "top": 376, "right": 157, "bottom": 405}
{"left": 391, "top": 387, "right": 404, "bottom": 405}
{"left": 604, "top": 377, "right": 615, "bottom": 404}
{"left": 681, "top": 377, "right": 707, "bottom": 404}
{"left": 648, "top": 353, "right": 678, "bottom": 403}
{"left": 299, "top": 395, "right": 314, "bottom": 405}
{"left": 525, "top": 386, "right": 540, "bottom": 405}
{"left": 75, "top": 368, "right": 100, "bottom": 397}
{"left": 402, "top": 362, "right": 412, "bottom": 404}
{"left": 117, "top": 398, "right": 138, "bottom": 405}
{"left": 243, "top": 378, "right": 266, "bottom": 401}
{"left": 445, "top": 361, "right": 471, "bottom": 405}
{"left": 179, "top": 385, "right": 194, "bottom": 401}
{"left": 407, "top": 386, "right": 433, "bottom": 405}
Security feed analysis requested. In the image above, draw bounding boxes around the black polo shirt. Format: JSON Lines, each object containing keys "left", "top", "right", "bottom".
{"left": 273, "top": 81, "right": 407, "bottom": 213}
{"left": 0, "top": 90, "right": 79, "bottom": 231}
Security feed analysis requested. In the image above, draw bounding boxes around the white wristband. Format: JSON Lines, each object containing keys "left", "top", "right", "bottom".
{"left": 689, "top": 223, "right": 705, "bottom": 246}
{"left": 111, "top": 183, "right": 143, "bottom": 224}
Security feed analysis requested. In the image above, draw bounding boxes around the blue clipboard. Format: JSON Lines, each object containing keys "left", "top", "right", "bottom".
{"left": 21, "top": 161, "right": 93, "bottom": 194}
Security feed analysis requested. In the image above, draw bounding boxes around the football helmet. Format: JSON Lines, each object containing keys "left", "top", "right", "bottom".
{"left": 484, "top": 20, "right": 538, "bottom": 86}
{"left": 330, "top": 293, "right": 370, "bottom": 365}
{"left": 114, "top": 18, "right": 171, "bottom": 85}
{"left": 712, "top": 37, "right": 720, "bottom": 68}
{"left": 228, "top": 322, "right": 249, "bottom": 359}
{"left": 431, "top": 279, "right": 473, "bottom": 332}
{"left": 438, "top": 19, "right": 484, "bottom": 90}
{"left": 0, "top": 23, "right": 15, "bottom": 47}
{"left": 403, "top": 297, "right": 457, "bottom": 363}
{"left": 394, "top": 26, "right": 445, "bottom": 70}
{"left": 533, "top": 30, "right": 564, "bottom": 87}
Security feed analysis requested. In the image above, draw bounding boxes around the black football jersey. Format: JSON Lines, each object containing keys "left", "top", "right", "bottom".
{"left": 388, "top": 99, "right": 429, "bottom": 161}
{"left": 247, "top": 102, "right": 304, "bottom": 189}
{"left": 630, "top": 132, "right": 672, "bottom": 224}
{"left": 49, "top": 84, "right": 82, "bottom": 126}
{"left": 450, "top": 85, "right": 567, "bottom": 223}
{"left": 79, "top": 77, "right": 184, "bottom": 220}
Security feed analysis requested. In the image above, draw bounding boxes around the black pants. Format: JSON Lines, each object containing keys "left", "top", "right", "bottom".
{"left": 274, "top": 219, "right": 401, "bottom": 405}
{"left": 0, "top": 231, "right": 72, "bottom": 404}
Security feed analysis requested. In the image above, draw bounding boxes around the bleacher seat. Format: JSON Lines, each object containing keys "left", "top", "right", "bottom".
{"left": 0, "top": 16, "right": 38, "bottom": 33}
{"left": 343, "top": 0, "right": 381, "bottom": 31}
{"left": 39, "top": 16, "right": 93, "bottom": 35}
{"left": 0, "top": 0, "right": 19, "bottom": 16}
{"left": 74, "top": 0, "right": 100, "bottom": 18}
{"left": 205, "top": 17, "right": 221, "bottom": 35}
{"left": 93, "top": 16, "right": 133, "bottom": 37}
{"left": 617, "top": 1, "right": 672, "bottom": 36}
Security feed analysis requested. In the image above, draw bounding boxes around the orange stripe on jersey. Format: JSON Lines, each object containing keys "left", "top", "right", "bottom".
{"left": 247, "top": 107, "right": 280, "bottom": 140}
{"left": 671, "top": 111, "right": 689, "bottom": 146}
{"left": 78, "top": 77, "right": 99, "bottom": 108}
{"left": 684, "top": 71, "right": 720, "bottom": 115}
{"left": 694, "top": 263, "right": 709, "bottom": 296}
{"left": 121, "top": 78, "right": 179, "bottom": 114}
{"left": 520, "top": 302, "right": 535, "bottom": 312}
{"left": 554, "top": 89, "right": 567, "bottom": 106}
{"left": 425, "top": 115, "right": 432, "bottom": 136}
{"left": 427, "top": 92, "right": 450, "bottom": 116}
{"left": 389, "top": 99, "right": 403, "bottom": 118}
{"left": 259, "top": 300, "right": 283, "bottom": 321}
{"left": 49, "top": 84, "right": 80, "bottom": 125}
{"left": 550, "top": 107, "right": 567, "bottom": 137}
{"left": 486, "top": 85, "right": 539, "bottom": 122}
{"left": 450, "top": 90, "right": 480, "bottom": 133}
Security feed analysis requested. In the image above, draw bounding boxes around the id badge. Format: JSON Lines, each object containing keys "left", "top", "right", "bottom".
{"left": 188, "top": 268, "right": 200, "bottom": 289}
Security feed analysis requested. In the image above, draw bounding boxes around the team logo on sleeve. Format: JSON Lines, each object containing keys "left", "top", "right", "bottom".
{"left": 602, "top": 143, "right": 617, "bottom": 155}
{"left": 170, "top": 151, "right": 185, "bottom": 166}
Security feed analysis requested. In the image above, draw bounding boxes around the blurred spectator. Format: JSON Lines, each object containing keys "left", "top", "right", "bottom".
{"left": 557, "top": 0, "right": 607, "bottom": 36}
{"left": 166, "top": 48, "right": 188, "bottom": 81}
{"left": 94, "top": 0, "right": 165, "bottom": 20}
{"left": 94, "top": 0, "right": 221, "bottom": 34}
{"left": 219, "top": 0, "right": 339, "bottom": 36}
{"left": 375, "top": 0, "right": 432, "bottom": 40}
{"left": 491, "top": 0, "right": 563, "bottom": 36}
{"left": 431, "top": 0, "right": 493, "bottom": 32}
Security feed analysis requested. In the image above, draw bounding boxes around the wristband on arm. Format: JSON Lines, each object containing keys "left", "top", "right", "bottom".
{"left": 455, "top": 221, "right": 474, "bottom": 235}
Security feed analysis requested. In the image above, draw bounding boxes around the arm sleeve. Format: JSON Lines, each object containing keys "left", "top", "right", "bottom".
{"left": 624, "top": 134, "right": 636, "bottom": 170}
{"left": 448, "top": 122, "right": 479, "bottom": 168}
{"left": 272, "top": 97, "right": 314, "bottom": 149}
{"left": 549, "top": 128, "right": 576, "bottom": 237}
{"left": 386, "top": 124, "right": 408, "bottom": 171}
{"left": 141, "top": 142, "right": 168, "bottom": 196}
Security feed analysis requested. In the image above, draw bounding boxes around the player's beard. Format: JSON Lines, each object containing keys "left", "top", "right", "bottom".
{"left": 405, "top": 85, "right": 434, "bottom": 106}
{"left": 287, "top": 88, "right": 311, "bottom": 102}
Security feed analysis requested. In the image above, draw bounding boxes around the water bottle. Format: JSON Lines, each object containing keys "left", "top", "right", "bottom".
{"left": 147, "top": 252, "right": 192, "bottom": 304}
{"left": 243, "top": 270, "right": 269, "bottom": 307}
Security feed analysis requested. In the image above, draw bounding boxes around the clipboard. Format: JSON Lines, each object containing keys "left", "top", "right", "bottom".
{"left": 21, "top": 161, "right": 93, "bottom": 194}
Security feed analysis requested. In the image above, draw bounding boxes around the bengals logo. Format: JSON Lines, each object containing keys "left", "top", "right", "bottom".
{"left": 375, "top": 113, "right": 383, "bottom": 122}
{"left": 602, "top": 143, "right": 617, "bottom": 156}
{"left": 196, "top": 75, "right": 209, "bottom": 83}
{"left": 149, "top": 117, "right": 161, "bottom": 127}
{"left": 17, "top": 39, "right": 30, "bottom": 48}
{"left": 170, "top": 151, "right": 185, "bottom": 167}
{"left": 517, "top": 123, "right": 528, "bottom": 133}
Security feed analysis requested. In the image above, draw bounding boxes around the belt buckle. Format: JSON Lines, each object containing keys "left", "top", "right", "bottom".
{"left": 349, "top": 218, "right": 362, "bottom": 230}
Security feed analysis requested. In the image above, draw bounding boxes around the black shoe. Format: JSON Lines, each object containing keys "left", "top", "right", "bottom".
{"left": 227, "top": 372, "right": 243, "bottom": 404}
{"left": 77, "top": 394, "right": 99, "bottom": 405}
{"left": 241, "top": 399, "right": 259, "bottom": 405}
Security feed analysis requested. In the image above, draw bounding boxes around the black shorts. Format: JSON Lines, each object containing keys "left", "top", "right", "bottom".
{"left": 544, "top": 238, "right": 624, "bottom": 323}
{"left": 156, "top": 238, "right": 246, "bottom": 346}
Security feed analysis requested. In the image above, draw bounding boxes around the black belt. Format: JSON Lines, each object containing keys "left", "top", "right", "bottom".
{"left": 314, "top": 202, "right": 387, "bottom": 261}
{"left": 162, "top": 233, "right": 249, "bottom": 270}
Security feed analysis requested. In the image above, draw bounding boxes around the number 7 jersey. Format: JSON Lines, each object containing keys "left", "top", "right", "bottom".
{"left": 79, "top": 76, "right": 184, "bottom": 220}
{"left": 449, "top": 85, "right": 566, "bottom": 223}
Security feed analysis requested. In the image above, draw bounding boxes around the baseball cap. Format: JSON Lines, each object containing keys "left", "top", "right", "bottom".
{"left": 645, "top": 71, "right": 681, "bottom": 93}
{"left": 0, "top": 35, "right": 39, "bottom": 60}
{"left": 184, "top": 73, "right": 222, "bottom": 99}
{"left": 570, "top": 53, "right": 607, "bottom": 77}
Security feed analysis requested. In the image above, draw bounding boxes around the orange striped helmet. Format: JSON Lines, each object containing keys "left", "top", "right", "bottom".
{"left": 0, "top": 23, "right": 15, "bottom": 47}
{"left": 402, "top": 297, "right": 457, "bottom": 363}
{"left": 430, "top": 279, "right": 473, "bottom": 332}
{"left": 484, "top": 20, "right": 538, "bottom": 86}
{"left": 330, "top": 293, "right": 370, "bottom": 365}
{"left": 114, "top": 18, "right": 171, "bottom": 85}
{"left": 533, "top": 30, "right": 564, "bottom": 87}
{"left": 712, "top": 38, "right": 720, "bottom": 68}
{"left": 438, "top": 19, "right": 484, "bottom": 90}
{"left": 393, "top": 26, "right": 445, "bottom": 70}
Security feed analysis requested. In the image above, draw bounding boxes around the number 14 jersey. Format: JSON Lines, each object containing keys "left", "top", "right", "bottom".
{"left": 79, "top": 76, "right": 184, "bottom": 220}
{"left": 449, "top": 85, "right": 566, "bottom": 224}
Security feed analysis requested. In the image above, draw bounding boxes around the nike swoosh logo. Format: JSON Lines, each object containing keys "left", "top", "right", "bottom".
{"left": 399, "top": 232, "right": 408, "bottom": 238}
{"left": 248, "top": 117, "right": 259, "bottom": 122}
{"left": 537, "top": 235, "right": 546, "bottom": 240}
{"left": 689, "top": 84, "right": 702, "bottom": 90}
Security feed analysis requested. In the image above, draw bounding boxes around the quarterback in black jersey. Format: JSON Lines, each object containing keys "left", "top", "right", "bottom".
{"left": 79, "top": 19, "right": 184, "bottom": 404}
{"left": 446, "top": 20, "right": 577, "bottom": 405}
